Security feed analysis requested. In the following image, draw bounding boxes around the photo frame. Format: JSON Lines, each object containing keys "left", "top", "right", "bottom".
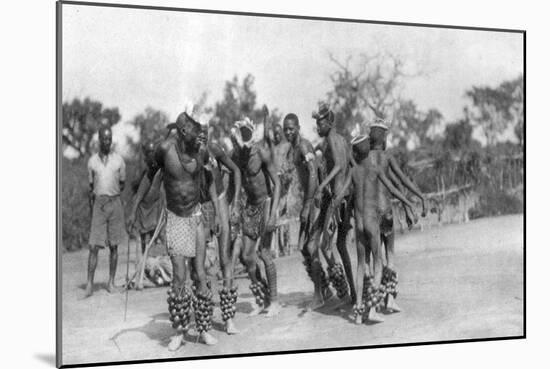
{"left": 57, "top": 1, "right": 525, "bottom": 367}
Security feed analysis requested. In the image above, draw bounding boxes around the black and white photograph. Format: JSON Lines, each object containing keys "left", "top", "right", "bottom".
{"left": 57, "top": 1, "right": 524, "bottom": 367}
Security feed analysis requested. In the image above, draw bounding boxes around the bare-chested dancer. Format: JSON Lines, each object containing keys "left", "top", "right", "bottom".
{"left": 155, "top": 112, "right": 217, "bottom": 350}
{"left": 368, "top": 119, "right": 426, "bottom": 313}
{"left": 197, "top": 125, "right": 242, "bottom": 334}
{"left": 372, "top": 118, "right": 427, "bottom": 227}
{"left": 230, "top": 117, "right": 282, "bottom": 317}
{"left": 282, "top": 113, "right": 332, "bottom": 310}
{"left": 312, "top": 104, "right": 356, "bottom": 305}
{"left": 266, "top": 121, "right": 292, "bottom": 256}
{"left": 347, "top": 134, "right": 417, "bottom": 324}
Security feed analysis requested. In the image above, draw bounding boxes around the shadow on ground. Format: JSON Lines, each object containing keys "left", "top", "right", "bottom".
{"left": 109, "top": 291, "right": 320, "bottom": 348}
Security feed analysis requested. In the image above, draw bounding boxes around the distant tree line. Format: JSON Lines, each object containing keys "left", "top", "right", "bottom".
{"left": 61, "top": 54, "right": 524, "bottom": 250}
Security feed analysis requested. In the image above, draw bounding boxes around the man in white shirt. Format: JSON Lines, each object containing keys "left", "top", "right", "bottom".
{"left": 85, "top": 126, "right": 126, "bottom": 297}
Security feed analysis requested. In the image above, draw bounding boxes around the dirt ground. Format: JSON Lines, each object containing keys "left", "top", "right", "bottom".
{"left": 60, "top": 215, "right": 524, "bottom": 366}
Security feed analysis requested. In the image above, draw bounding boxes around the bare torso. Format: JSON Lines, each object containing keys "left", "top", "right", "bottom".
{"left": 322, "top": 132, "right": 350, "bottom": 195}
{"left": 354, "top": 150, "right": 392, "bottom": 214}
{"left": 232, "top": 143, "right": 271, "bottom": 205}
{"left": 288, "top": 138, "right": 317, "bottom": 200}
{"left": 156, "top": 137, "right": 203, "bottom": 216}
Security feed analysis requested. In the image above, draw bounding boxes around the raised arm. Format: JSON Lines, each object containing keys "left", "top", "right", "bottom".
{"left": 388, "top": 155, "right": 426, "bottom": 216}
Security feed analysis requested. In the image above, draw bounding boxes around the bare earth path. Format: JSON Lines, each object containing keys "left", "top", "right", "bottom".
{"left": 61, "top": 215, "right": 524, "bottom": 366}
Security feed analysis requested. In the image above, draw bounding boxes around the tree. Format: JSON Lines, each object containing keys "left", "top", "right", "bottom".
{"left": 325, "top": 52, "right": 416, "bottom": 139}
{"left": 502, "top": 75, "right": 524, "bottom": 146}
{"left": 390, "top": 99, "right": 444, "bottom": 149}
{"left": 62, "top": 97, "right": 121, "bottom": 158}
{"left": 212, "top": 74, "right": 281, "bottom": 140}
{"left": 442, "top": 117, "right": 474, "bottom": 152}
{"left": 130, "top": 107, "right": 170, "bottom": 146}
{"left": 466, "top": 75, "right": 524, "bottom": 147}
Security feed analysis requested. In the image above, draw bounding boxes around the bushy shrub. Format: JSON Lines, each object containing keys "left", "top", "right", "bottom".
{"left": 61, "top": 158, "right": 91, "bottom": 251}
{"left": 469, "top": 186, "right": 523, "bottom": 219}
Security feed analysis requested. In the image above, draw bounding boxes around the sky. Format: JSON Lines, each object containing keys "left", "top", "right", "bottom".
{"left": 62, "top": 4, "right": 523, "bottom": 148}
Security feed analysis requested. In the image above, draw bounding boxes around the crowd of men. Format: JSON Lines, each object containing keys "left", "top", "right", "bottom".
{"left": 84, "top": 103, "right": 427, "bottom": 351}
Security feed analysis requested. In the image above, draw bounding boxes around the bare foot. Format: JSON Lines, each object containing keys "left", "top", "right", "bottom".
{"left": 225, "top": 319, "right": 240, "bottom": 335}
{"left": 248, "top": 304, "right": 263, "bottom": 317}
{"left": 332, "top": 295, "right": 352, "bottom": 311}
{"left": 385, "top": 295, "right": 402, "bottom": 313}
{"left": 265, "top": 301, "right": 282, "bottom": 317}
{"left": 84, "top": 283, "right": 93, "bottom": 298}
{"left": 168, "top": 334, "right": 184, "bottom": 351}
{"left": 305, "top": 295, "right": 325, "bottom": 311}
{"left": 367, "top": 308, "right": 385, "bottom": 323}
{"left": 106, "top": 283, "right": 119, "bottom": 293}
{"left": 355, "top": 314, "right": 363, "bottom": 325}
{"left": 322, "top": 287, "right": 334, "bottom": 301}
{"left": 200, "top": 331, "right": 218, "bottom": 345}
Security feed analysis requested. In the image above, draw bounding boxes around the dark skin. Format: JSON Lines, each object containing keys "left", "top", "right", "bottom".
{"left": 198, "top": 129, "right": 243, "bottom": 222}
{"left": 345, "top": 139, "right": 416, "bottom": 323}
{"left": 271, "top": 124, "right": 290, "bottom": 171}
{"left": 273, "top": 124, "right": 283, "bottom": 146}
{"left": 369, "top": 128, "right": 426, "bottom": 272}
{"left": 283, "top": 117, "right": 327, "bottom": 308}
{"left": 155, "top": 116, "right": 216, "bottom": 345}
{"left": 370, "top": 127, "right": 427, "bottom": 220}
{"left": 269, "top": 122, "right": 291, "bottom": 256}
{"left": 197, "top": 126, "right": 243, "bottom": 334}
{"left": 126, "top": 143, "right": 165, "bottom": 290}
{"left": 314, "top": 115, "right": 356, "bottom": 304}
{"left": 127, "top": 143, "right": 161, "bottom": 237}
{"left": 199, "top": 127, "right": 242, "bottom": 334}
{"left": 231, "top": 127, "right": 282, "bottom": 317}
{"left": 85, "top": 127, "right": 125, "bottom": 297}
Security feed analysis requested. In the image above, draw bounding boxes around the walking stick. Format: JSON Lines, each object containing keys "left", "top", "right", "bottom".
{"left": 139, "top": 208, "right": 166, "bottom": 287}
{"left": 124, "top": 236, "right": 131, "bottom": 321}
{"left": 126, "top": 208, "right": 167, "bottom": 288}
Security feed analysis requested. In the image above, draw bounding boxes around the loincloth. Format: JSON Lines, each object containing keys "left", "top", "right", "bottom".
{"left": 136, "top": 199, "right": 163, "bottom": 234}
{"left": 313, "top": 193, "right": 352, "bottom": 233}
{"left": 365, "top": 207, "right": 394, "bottom": 237}
{"left": 165, "top": 206, "right": 202, "bottom": 258}
{"left": 379, "top": 208, "right": 394, "bottom": 237}
{"left": 242, "top": 197, "right": 271, "bottom": 240}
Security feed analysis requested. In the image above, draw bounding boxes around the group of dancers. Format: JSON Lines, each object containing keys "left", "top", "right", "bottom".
{"left": 85, "top": 102, "right": 427, "bottom": 352}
